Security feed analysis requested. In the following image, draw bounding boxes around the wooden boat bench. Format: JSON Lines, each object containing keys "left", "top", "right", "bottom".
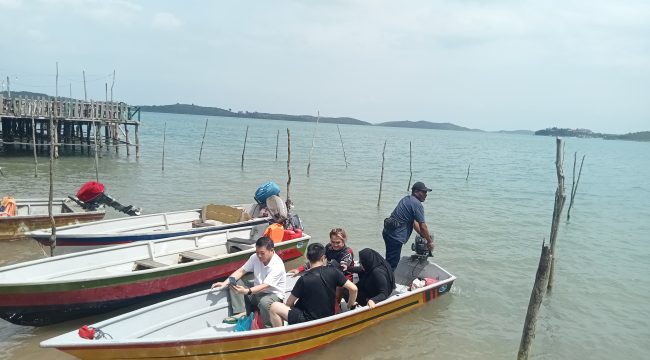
{"left": 133, "top": 259, "right": 168, "bottom": 271}
{"left": 226, "top": 237, "right": 257, "bottom": 253}
{"left": 178, "top": 251, "right": 210, "bottom": 263}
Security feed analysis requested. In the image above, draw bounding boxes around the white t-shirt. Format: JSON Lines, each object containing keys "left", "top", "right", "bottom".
{"left": 242, "top": 252, "right": 286, "bottom": 299}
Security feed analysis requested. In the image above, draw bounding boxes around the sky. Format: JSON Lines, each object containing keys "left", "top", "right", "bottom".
{"left": 0, "top": 0, "right": 648, "bottom": 133}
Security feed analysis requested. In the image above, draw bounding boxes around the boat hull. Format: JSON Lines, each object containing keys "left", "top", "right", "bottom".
{"left": 0, "top": 212, "right": 105, "bottom": 241}
{"left": 0, "top": 239, "right": 308, "bottom": 326}
{"left": 28, "top": 211, "right": 270, "bottom": 256}
{"left": 42, "top": 257, "right": 454, "bottom": 359}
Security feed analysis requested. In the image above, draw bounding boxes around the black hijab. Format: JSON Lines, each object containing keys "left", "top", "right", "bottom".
{"left": 359, "top": 248, "right": 396, "bottom": 290}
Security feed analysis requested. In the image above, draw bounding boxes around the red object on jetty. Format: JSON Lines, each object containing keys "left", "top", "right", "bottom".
{"left": 76, "top": 182, "right": 105, "bottom": 203}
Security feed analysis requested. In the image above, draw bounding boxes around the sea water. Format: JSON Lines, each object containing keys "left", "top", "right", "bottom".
{"left": 0, "top": 112, "right": 648, "bottom": 359}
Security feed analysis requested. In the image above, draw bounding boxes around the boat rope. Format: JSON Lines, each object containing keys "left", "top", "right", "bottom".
{"left": 94, "top": 328, "right": 113, "bottom": 340}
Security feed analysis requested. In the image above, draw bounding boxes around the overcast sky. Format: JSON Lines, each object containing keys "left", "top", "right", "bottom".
{"left": 1, "top": 0, "right": 648, "bottom": 133}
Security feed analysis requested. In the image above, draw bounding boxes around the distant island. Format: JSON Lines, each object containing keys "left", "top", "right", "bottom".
{"left": 139, "top": 104, "right": 370, "bottom": 126}
{"left": 374, "top": 120, "right": 480, "bottom": 132}
{"left": 535, "top": 127, "right": 650, "bottom": 142}
{"left": 139, "top": 103, "right": 478, "bottom": 131}
{"left": 2, "top": 92, "right": 647, "bottom": 140}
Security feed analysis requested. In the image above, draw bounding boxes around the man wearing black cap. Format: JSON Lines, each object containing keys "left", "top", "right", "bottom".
{"left": 382, "top": 181, "right": 434, "bottom": 269}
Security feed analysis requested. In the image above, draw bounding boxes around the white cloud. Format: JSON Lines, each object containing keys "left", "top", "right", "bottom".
{"left": 0, "top": 0, "right": 22, "bottom": 9}
{"left": 151, "top": 12, "right": 182, "bottom": 30}
{"left": 38, "top": 0, "right": 143, "bottom": 25}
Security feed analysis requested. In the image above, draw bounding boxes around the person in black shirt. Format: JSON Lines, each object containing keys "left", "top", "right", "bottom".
{"left": 348, "top": 248, "right": 396, "bottom": 309}
{"left": 269, "top": 243, "right": 358, "bottom": 327}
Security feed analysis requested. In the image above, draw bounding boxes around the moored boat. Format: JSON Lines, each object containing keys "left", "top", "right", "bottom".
{"left": 0, "top": 225, "right": 310, "bottom": 326}
{"left": 27, "top": 203, "right": 275, "bottom": 255}
{"left": 40, "top": 255, "right": 455, "bottom": 359}
{"left": 0, "top": 198, "right": 105, "bottom": 240}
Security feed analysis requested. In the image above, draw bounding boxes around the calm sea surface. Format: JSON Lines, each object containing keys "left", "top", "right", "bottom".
{"left": 1, "top": 112, "right": 649, "bottom": 359}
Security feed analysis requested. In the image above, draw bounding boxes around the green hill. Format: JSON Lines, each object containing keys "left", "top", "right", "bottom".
{"left": 376, "top": 120, "right": 479, "bottom": 131}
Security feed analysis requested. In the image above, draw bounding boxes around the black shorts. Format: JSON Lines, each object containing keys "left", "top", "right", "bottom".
{"left": 287, "top": 309, "right": 308, "bottom": 325}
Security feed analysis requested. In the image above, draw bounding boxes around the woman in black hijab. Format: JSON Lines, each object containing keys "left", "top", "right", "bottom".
{"left": 348, "top": 248, "right": 396, "bottom": 309}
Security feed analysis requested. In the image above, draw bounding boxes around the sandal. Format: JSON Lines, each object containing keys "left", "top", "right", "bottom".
{"left": 222, "top": 313, "right": 246, "bottom": 324}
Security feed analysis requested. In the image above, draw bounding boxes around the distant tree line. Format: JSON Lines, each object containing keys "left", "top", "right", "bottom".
{"left": 535, "top": 127, "right": 650, "bottom": 142}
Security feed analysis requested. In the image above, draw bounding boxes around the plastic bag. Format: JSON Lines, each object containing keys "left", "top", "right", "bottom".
{"left": 234, "top": 313, "right": 254, "bottom": 332}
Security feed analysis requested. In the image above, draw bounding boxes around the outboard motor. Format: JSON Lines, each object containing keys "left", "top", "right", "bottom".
{"left": 411, "top": 235, "right": 433, "bottom": 261}
{"left": 73, "top": 181, "right": 141, "bottom": 216}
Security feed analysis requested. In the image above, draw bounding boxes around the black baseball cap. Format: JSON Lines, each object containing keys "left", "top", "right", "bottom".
{"left": 412, "top": 181, "right": 432, "bottom": 192}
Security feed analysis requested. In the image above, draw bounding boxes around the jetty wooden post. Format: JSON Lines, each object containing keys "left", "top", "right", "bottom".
{"left": 241, "top": 125, "right": 249, "bottom": 169}
{"left": 199, "top": 118, "right": 208, "bottom": 161}
{"left": 125, "top": 119, "right": 131, "bottom": 156}
{"left": 135, "top": 123, "right": 141, "bottom": 158}
{"left": 407, "top": 141, "right": 412, "bottom": 192}
{"left": 31, "top": 117, "right": 38, "bottom": 177}
{"left": 466, "top": 164, "right": 471, "bottom": 181}
{"left": 306, "top": 111, "right": 319, "bottom": 176}
{"left": 517, "top": 242, "right": 551, "bottom": 360}
{"left": 377, "top": 140, "right": 387, "bottom": 207}
{"left": 286, "top": 128, "right": 293, "bottom": 209}
{"left": 567, "top": 153, "right": 585, "bottom": 221}
{"left": 162, "top": 122, "right": 167, "bottom": 171}
{"left": 547, "top": 137, "right": 567, "bottom": 290}
{"left": 275, "top": 129, "right": 279, "bottom": 161}
{"left": 337, "top": 124, "right": 349, "bottom": 168}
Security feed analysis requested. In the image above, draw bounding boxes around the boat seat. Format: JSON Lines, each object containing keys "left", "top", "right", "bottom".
{"left": 133, "top": 259, "right": 168, "bottom": 271}
{"left": 179, "top": 251, "right": 210, "bottom": 263}
{"left": 226, "top": 237, "right": 256, "bottom": 253}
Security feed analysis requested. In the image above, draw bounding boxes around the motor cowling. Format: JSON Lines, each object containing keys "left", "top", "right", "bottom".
{"left": 76, "top": 181, "right": 105, "bottom": 203}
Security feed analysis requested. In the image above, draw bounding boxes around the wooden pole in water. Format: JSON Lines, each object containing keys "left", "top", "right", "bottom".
{"left": 83, "top": 70, "right": 87, "bottom": 101}
{"left": 307, "top": 111, "right": 319, "bottom": 176}
{"left": 241, "top": 125, "right": 249, "bottom": 169}
{"left": 466, "top": 164, "right": 471, "bottom": 181}
{"left": 407, "top": 141, "right": 412, "bottom": 192}
{"left": 48, "top": 107, "right": 56, "bottom": 256}
{"left": 286, "top": 128, "right": 292, "bottom": 209}
{"left": 162, "top": 122, "right": 167, "bottom": 171}
{"left": 55, "top": 62, "right": 59, "bottom": 99}
{"left": 31, "top": 117, "right": 38, "bottom": 177}
{"left": 337, "top": 124, "right": 349, "bottom": 168}
{"left": 93, "top": 121, "right": 99, "bottom": 182}
{"left": 54, "top": 64, "right": 59, "bottom": 159}
{"left": 547, "top": 137, "right": 566, "bottom": 291}
{"left": 275, "top": 129, "right": 279, "bottom": 161}
{"left": 566, "top": 153, "right": 585, "bottom": 222}
{"left": 199, "top": 118, "right": 208, "bottom": 161}
{"left": 378, "top": 140, "right": 387, "bottom": 208}
{"left": 517, "top": 241, "right": 551, "bottom": 360}
{"left": 110, "top": 70, "right": 115, "bottom": 102}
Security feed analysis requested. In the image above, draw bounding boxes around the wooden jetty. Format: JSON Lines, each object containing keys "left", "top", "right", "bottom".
{"left": 0, "top": 94, "right": 141, "bottom": 157}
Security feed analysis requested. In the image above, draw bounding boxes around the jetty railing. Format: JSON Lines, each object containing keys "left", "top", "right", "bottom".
{"left": 0, "top": 94, "right": 141, "bottom": 157}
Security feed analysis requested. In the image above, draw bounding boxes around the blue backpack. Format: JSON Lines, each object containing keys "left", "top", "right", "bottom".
{"left": 254, "top": 181, "right": 281, "bottom": 204}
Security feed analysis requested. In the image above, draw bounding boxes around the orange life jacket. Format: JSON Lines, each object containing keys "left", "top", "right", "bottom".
{"left": 0, "top": 196, "right": 16, "bottom": 216}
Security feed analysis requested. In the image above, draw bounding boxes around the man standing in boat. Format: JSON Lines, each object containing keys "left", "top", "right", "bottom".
{"left": 211, "top": 236, "right": 286, "bottom": 328}
{"left": 382, "top": 181, "right": 434, "bottom": 269}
